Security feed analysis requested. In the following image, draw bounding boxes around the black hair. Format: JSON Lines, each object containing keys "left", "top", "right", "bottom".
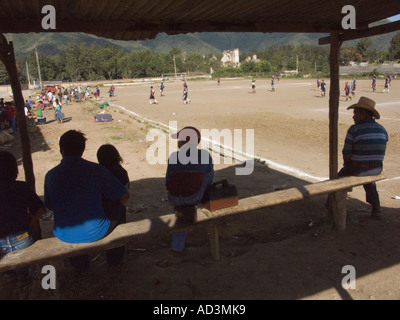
{"left": 97, "top": 144, "right": 123, "bottom": 168}
{"left": 0, "top": 151, "right": 18, "bottom": 183}
{"left": 59, "top": 130, "right": 87, "bottom": 157}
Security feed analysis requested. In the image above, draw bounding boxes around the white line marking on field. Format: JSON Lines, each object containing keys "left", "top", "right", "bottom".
{"left": 110, "top": 102, "right": 327, "bottom": 182}
{"left": 110, "top": 102, "right": 400, "bottom": 184}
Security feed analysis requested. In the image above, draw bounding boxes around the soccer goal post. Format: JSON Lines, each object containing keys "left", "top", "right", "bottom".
{"left": 161, "top": 73, "right": 186, "bottom": 82}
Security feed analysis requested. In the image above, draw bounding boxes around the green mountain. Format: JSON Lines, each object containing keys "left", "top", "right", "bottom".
{"left": 5, "top": 26, "right": 398, "bottom": 57}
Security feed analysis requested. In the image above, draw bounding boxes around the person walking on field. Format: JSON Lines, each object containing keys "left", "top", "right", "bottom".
{"left": 351, "top": 77, "right": 356, "bottom": 97}
{"left": 54, "top": 99, "right": 65, "bottom": 123}
{"left": 344, "top": 81, "right": 352, "bottom": 101}
{"left": 160, "top": 82, "right": 165, "bottom": 96}
{"left": 372, "top": 75, "right": 377, "bottom": 92}
{"left": 320, "top": 80, "right": 327, "bottom": 97}
{"left": 382, "top": 76, "right": 390, "bottom": 94}
{"left": 182, "top": 84, "right": 191, "bottom": 104}
{"left": 271, "top": 75, "right": 275, "bottom": 92}
{"left": 149, "top": 86, "right": 158, "bottom": 104}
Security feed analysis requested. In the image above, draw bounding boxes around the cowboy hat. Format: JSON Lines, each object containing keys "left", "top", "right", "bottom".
{"left": 347, "top": 96, "right": 380, "bottom": 119}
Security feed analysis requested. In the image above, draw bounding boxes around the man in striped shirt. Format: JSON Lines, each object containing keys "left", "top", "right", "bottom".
{"left": 339, "top": 96, "right": 388, "bottom": 217}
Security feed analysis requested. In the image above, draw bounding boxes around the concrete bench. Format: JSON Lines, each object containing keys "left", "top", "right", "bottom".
{"left": 0, "top": 174, "right": 385, "bottom": 272}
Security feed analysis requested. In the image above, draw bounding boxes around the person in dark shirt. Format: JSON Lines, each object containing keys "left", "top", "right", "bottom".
{"left": 166, "top": 126, "right": 214, "bottom": 252}
{"left": 97, "top": 144, "right": 130, "bottom": 266}
{"left": 0, "top": 151, "right": 46, "bottom": 255}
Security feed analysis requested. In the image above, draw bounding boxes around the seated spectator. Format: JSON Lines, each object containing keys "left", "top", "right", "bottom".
{"left": 0, "top": 151, "right": 46, "bottom": 255}
{"left": 166, "top": 126, "right": 214, "bottom": 252}
{"left": 44, "top": 130, "right": 130, "bottom": 270}
{"left": 97, "top": 144, "right": 130, "bottom": 266}
{"left": 4, "top": 102, "right": 16, "bottom": 136}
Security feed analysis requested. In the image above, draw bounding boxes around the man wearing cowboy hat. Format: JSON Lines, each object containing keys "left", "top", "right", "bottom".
{"left": 336, "top": 96, "right": 388, "bottom": 218}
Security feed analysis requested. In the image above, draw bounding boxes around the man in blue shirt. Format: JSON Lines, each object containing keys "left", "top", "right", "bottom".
{"left": 320, "top": 80, "right": 327, "bottom": 97}
{"left": 44, "top": 130, "right": 130, "bottom": 269}
{"left": 330, "top": 97, "right": 388, "bottom": 218}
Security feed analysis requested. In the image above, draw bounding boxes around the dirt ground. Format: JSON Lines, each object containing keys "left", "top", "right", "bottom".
{"left": 1, "top": 77, "right": 400, "bottom": 301}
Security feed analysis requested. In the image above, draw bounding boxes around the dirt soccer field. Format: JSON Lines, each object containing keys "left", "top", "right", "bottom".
{"left": 1, "top": 77, "right": 400, "bottom": 301}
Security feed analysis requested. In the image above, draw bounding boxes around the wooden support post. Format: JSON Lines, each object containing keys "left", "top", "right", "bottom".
{"left": 332, "top": 190, "right": 347, "bottom": 231}
{"left": 209, "top": 223, "right": 220, "bottom": 261}
{"left": 328, "top": 31, "right": 341, "bottom": 180}
{"left": 328, "top": 32, "right": 345, "bottom": 230}
{"left": 0, "top": 34, "right": 41, "bottom": 239}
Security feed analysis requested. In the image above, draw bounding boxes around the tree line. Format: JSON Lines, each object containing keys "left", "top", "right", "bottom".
{"left": 0, "top": 32, "right": 399, "bottom": 85}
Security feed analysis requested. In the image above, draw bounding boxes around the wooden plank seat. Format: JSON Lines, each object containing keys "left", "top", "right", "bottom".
{"left": 0, "top": 174, "right": 385, "bottom": 272}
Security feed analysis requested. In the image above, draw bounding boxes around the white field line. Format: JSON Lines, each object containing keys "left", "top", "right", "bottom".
{"left": 110, "top": 102, "right": 399, "bottom": 184}
{"left": 110, "top": 102, "right": 327, "bottom": 182}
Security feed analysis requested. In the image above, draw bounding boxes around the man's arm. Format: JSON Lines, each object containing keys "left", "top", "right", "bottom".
{"left": 119, "top": 191, "right": 130, "bottom": 205}
{"left": 30, "top": 207, "right": 47, "bottom": 225}
{"left": 343, "top": 154, "right": 352, "bottom": 165}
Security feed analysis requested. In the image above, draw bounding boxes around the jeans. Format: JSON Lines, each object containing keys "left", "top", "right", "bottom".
{"left": 9, "top": 117, "right": 16, "bottom": 136}
{"left": 172, "top": 232, "right": 187, "bottom": 252}
{"left": 0, "top": 231, "right": 35, "bottom": 254}
{"left": 168, "top": 172, "right": 214, "bottom": 252}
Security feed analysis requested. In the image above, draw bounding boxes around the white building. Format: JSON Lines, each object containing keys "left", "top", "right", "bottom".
{"left": 221, "top": 48, "right": 240, "bottom": 67}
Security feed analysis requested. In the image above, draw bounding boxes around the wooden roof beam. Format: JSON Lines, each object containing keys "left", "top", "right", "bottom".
{"left": 0, "top": 18, "right": 335, "bottom": 36}
{"left": 319, "top": 20, "right": 400, "bottom": 45}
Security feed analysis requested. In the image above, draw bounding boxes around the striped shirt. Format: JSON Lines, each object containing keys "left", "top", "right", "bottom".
{"left": 342, "top": 118, "right": 388, "bottom": 163}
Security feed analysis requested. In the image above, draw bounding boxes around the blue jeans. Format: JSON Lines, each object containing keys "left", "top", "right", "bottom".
{"left": 0, "top": 231, "right": 35, "bottom": 255}
{"left": 9, "top": 117, "right": 16, "bottom": 136}
{"left": 172, "top": 232, "right": 187, "bottom": 252}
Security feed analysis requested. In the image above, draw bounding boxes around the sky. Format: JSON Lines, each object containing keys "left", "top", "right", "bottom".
{"left": 388, "top": 14, "right": 400, "bottom": 22}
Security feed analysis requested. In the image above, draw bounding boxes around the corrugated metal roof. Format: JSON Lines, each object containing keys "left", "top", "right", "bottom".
{"left": 0, "top": 0, "right": 399, "bottom": 40}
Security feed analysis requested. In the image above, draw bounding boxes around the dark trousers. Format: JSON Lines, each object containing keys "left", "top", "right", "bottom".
{"left": 69, "top": 206, "right": 126, "bottom": 270}
{"left": 326, "top": 164, "right": 382, "bottom": 209}
{"left": 338, "top": 164, "right": 382, "bottom": 206}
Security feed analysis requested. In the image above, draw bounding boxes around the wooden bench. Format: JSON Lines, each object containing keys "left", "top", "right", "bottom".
{"left": 0, "top": 174, "right": 385, "bottom": 272}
